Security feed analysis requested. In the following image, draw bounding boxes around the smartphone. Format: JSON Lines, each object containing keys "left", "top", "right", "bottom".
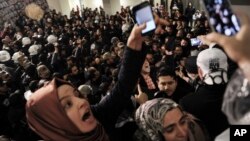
{"left": 201, "top": 0, "right": 240, "bottom": 36}
{"left": 190, "top": 38, "right": 202, "bottom": 46}
{"left": 132, "top": 1, "right": 156, "bottom": 36}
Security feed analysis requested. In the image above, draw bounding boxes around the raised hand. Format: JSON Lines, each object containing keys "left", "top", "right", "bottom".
{"left": 135, "top": 84, "right": 148, "bottom": 105}
{"left": 127, "top": 14, "right": 169, "bottom": 51}
{"left": 200, "top": 11, "right": 250, "bottom": 69}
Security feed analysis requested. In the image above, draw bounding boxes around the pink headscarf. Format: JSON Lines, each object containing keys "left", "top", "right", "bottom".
{"left": 26, "top": 78, "right": 109, "bottom": 141}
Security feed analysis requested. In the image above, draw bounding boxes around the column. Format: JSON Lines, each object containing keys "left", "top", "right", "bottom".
{"left": 47, "top": 0, "right": 62, "bottom": 13}
{"left": 103, "top": 0, "right": 120, "bottom": 15}
{"left": 120, "top": 0, "right": 141, "bottom": 7}
{"left": 82, "top": 0, "right": 103, "bottom": 10}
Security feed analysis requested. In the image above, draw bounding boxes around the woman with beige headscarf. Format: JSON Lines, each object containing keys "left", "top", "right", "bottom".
{"left": 135, "top": 98, "right": 210, "bottom": 141}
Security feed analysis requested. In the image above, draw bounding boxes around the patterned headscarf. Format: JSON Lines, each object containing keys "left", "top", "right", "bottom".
{"left": 135, "top": 98, "right": 179, "bottom": 141}
{"left": 26, "top": 78, "right": 109, "bottom": 141}
{"left": 222, "top": 69, "right": 250, "bottom": 124}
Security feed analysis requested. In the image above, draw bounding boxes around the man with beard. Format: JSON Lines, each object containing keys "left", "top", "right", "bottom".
{"left": 154, "top": 66, "right": 193, "bottom": 103}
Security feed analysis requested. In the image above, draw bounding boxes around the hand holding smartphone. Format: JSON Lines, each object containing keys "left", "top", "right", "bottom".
{"left": 201, "top": 0, "right": 241, "bottom": 36}
{"left": 190, "top": 38, "right": 202, "bottom": 46}
{"left": 132, "top": 2, "right": 156, "bottom": 36}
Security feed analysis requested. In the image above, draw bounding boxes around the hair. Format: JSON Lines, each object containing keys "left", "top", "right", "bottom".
{"left": 29, "top": 80, "right": 39, "bottom": 92}
{"left": 157, "top": 66, "right": 177, "bottom": 80}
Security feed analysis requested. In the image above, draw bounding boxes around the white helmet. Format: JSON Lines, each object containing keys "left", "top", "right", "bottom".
{"left": 29, "top": 44, "right": 41, "bottom": 56}
{"left": 47, "top": 35, "right": 58, "bottom": 44}
{"left": 12, "top": 52, "right": 24, "bottom": 63}
{"left": 0, "top": 50, "right": 11, "bottom": 62}
{"left": 90, "top": 43, "right": 96, "bottom": 50}
{"left": 22, "top": 37, "right": 31, "bottom": 46}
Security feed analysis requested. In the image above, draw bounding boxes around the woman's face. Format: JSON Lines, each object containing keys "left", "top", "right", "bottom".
{"left": 58, "top": 85, "right": 98, "bottom": 133}
{"left": 142, "top": 59, "right": 150, "bottom": 73}
{"left": 162, "top": 108, "right": 188, "bottom": 141}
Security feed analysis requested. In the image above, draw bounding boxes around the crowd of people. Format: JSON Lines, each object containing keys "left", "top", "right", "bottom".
{"left": 1, "top": 1, "right": 250, "bottom": 141}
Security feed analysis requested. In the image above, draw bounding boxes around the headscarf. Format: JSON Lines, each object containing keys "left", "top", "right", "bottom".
{"left": 222, "top": 69, "right": 250, "bottom": 124}
{"left": 135, "top": 98, "right": 210, "bottom": 141}
{"left": 135, "top": 98, "right": 179, "bottom": 141}
{"left": 26, "top": 78, "right": 109, "bottom": 141}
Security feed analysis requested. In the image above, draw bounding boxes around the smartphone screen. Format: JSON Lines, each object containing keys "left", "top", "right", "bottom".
{"left": 133, "top": 2, "right": 156, "bottom": 35}
{"left": 190, "top": 38, "right": 202, "bottom": 46}
{"left": 202, "top": 0, "right": 240, "bottom": 36}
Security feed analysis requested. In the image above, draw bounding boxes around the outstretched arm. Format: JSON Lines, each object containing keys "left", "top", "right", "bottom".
{"left": 91, "top": 15, "right": 169, "bottom": 132}
{"left": 92, "top": 24, "right": 148, "bottom": 127}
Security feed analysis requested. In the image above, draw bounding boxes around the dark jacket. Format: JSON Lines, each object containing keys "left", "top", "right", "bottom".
{"left": 91, "top": 46, "right": 147, "bottom": 141}
{"left": 0, "top": 93, "right": 11, "bottom": 136}
{"left": 179, "top": 84, "right": 229, "bottom": 140}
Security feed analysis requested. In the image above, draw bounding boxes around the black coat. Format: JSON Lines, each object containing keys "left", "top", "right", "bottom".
{"left": 180, "top": 84, "right": 229, "bottom": 140}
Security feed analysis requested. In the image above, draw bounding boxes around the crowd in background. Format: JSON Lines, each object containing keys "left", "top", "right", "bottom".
{"left": 0, "top": 1, "right": 232, "bottom": 140}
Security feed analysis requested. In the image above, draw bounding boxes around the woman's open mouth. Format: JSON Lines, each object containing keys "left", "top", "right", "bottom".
{"left": 82, "top": 111, "right": 91, "bottom": 121}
